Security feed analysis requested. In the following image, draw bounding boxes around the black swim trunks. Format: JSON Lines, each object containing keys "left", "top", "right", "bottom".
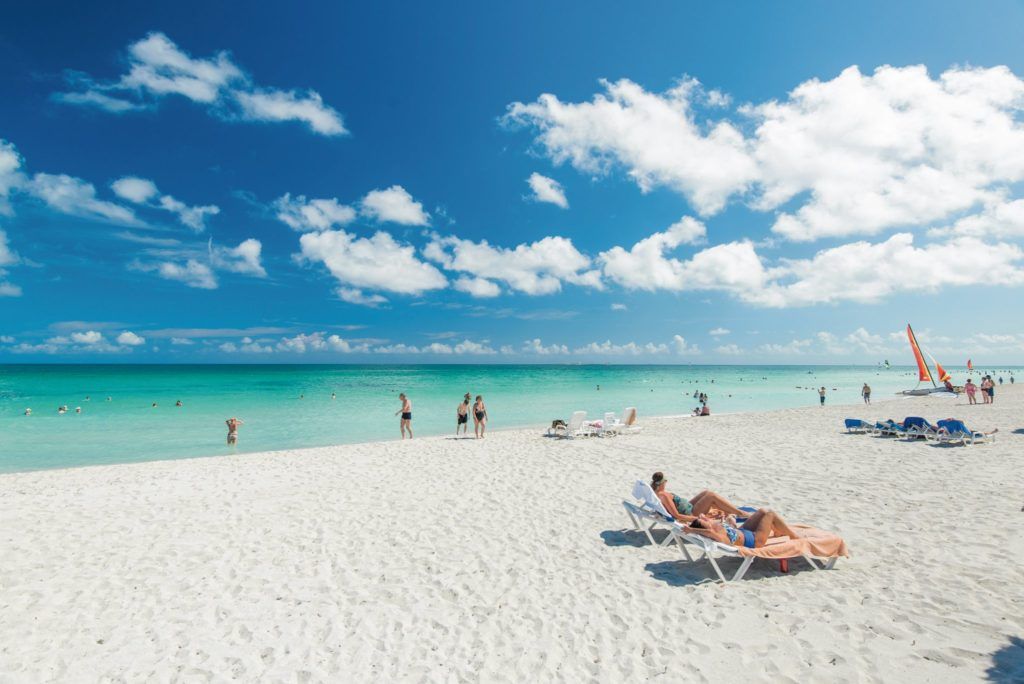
{"left": 457, "top": 414, "right": 467, "bottom": 424}
{"left": 402, "top": 412, "right": 412, "bottom": 420}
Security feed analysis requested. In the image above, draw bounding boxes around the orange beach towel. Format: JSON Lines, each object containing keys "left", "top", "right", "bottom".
{"left": 735, "top": 524, "right": 850, "bottom": 559}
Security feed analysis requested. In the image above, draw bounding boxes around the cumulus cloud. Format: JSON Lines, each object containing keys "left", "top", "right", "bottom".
{"left": 0, "top": 228, "right": 20, "bottom": 295}
{"left": 507, "top": 65, "right": 1024, "bottom": 241}
{"left": 130, "top": 258, "right": 218, "bottom": 289}
{"left": 930, "top": 198, "right": 1024, "bottom": 240}
{"left": 112, "top": 176, "right": 219, "bottom": 231}
{"left": 210, "top": 238, "right": 266, "bottom": 277}
{"left": 715, "top": 343, "right": 743, "bottom": 355}
{"left": 360, "top": 185, "right": 430, "bottom": 225}
{"left": 600, "top": 217, "right": 710, "bottom": 289}
{"left": 0, "top": 140, "right": 26, "bottom": 215}
{"left": 709, "top": 327, "right": 730, "bottom": 336}
{"left": 116, "top": 331, "right": 145, "bottom": 346}
{"left": 29, "top": 173, "right": 139, "bottom": 225}
{"left": 672, "top": 335, "right": 699, "bottom": 355}
{"left": 505, "top": 77, "right": 756, "bottom": 215}
{"left": 273, "top": 193, "right": 356, "bottom": 231}
{"left": 526, "top": 173, "right": 569, "bottom": 208}
{"left": 53, "top": 32, "right": 346, "bottom": 136}
{"left": 297, "top": 229, "right": 447, "bottom": 305}
{"left": 425, "top": 234, "right": 601, "bottom": 296}
{"left": 521, "top": 338, "right": 570, "bottom": 355}
{"left": 610, "top": 303, "right": 627, "bottom": 311}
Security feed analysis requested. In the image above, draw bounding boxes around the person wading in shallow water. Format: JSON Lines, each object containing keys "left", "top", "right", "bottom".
{"left": 226, "top": 417, "right": 244, "bottom": 445}
{"left": 456, "top": 392, "right": 470, "bottom": 436}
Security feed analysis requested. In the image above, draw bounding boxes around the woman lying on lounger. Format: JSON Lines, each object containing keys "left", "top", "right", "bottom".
{"left": 684, "top": 509, "right": 801, "bottom": 549}
{"left": 650, "top": 471, "right": 745, "bottom": 523}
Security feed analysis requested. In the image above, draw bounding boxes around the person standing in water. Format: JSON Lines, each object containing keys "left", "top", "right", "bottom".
{"left": 861, "top": 383, "right": 871, "bottom": 405}
{"left": 396, "top": 393, "right": 413, "bottom": 439}
{"left": 818, "top": 387, "right": 826, "bottom": 407}
{"left": 226, "top": 417, "right": 244, "bottom": 445}
{"left": 456, "top": 393, "right": 470, "bottom": 436}
{"left": 473, "top": 395, "right": 488, "bottom": 439}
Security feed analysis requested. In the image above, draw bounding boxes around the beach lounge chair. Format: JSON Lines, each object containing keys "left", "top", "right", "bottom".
{"left": 844, "top": 418, "right": 873, "bottom": 433}
{"left": 622, "top": 480, "right": 681, "bottom": 547}
{"left": 934, "top": 419, "right": 997, "bottom": 445}
{"left": 877, "top": 419, "right": 907, "bottom": 437}
{"left": 553, "top": 411, "right": 596, "bottom": 439}
{"left": 615, "top": 407, "right": 642, "bottom": 434}
{"left": 667, "top": 524, "right": 849, "bottom": 583}
{"left": 902, "top": 416, "right": 939, "bottom": 440}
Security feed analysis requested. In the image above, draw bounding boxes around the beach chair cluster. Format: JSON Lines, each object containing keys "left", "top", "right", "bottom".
{"left": 621, "top": 480, "right": 847, "bottom": 583}
{"left": 844, "top": 417, "right": 996, "bottom": 444}
{"left": 551, "top": 408, "right": 642, "bottom": 438}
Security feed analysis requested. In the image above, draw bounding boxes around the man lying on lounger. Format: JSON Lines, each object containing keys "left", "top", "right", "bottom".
{"left": 685, "top": 509, "right": 802, "bottom": 549}
{"left": 650, "top": 471, "right": 744, "bottom": 523}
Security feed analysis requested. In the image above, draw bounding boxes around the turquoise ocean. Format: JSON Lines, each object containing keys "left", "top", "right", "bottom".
{"left": 0, "top": 364, "right": 1018, "bottom": 473}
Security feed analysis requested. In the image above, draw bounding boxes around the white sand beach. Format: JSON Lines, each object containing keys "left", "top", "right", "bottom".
{"left": 1, "top": 388, "right": 1022, "bottom": 682}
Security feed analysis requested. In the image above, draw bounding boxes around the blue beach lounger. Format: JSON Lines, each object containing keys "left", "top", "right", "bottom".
{"left": 844, "top": 419, "right": 872, "bottom": 433}
{"left": 934, "top": 419, "right": 998, "bottom": 445}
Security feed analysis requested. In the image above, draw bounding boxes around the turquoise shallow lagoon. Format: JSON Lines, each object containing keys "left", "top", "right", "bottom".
{"left": 1, "top": 364, "right": 1017, "bottom": 472}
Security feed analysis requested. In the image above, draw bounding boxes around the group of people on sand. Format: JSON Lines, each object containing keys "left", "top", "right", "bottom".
{"left": 964, "top": 376, "right": 997, "bottom": 405}
{"left": 392, "top": 392, "right": 489, "bottom": 440}
{"left": 649, "top": 471, "right": 800, "bottom": 550}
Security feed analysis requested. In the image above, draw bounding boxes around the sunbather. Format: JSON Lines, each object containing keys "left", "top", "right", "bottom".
{"left": 685, "top": 509, "right": 801, "bottom": 549}
{"left": 650, "top": 471, "right": 744, "bottom": 522}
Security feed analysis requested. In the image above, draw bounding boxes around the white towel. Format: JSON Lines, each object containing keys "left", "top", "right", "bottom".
{"left": 632, "top": 480, "right": 672, "bottom": 519}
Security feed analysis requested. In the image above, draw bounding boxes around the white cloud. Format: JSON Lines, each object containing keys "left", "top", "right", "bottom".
{"left": 110, "top": 177, "right": 159, "bottom": 203}
{"left": 55, "top": 32, "right": 346, "bottom": 137}
{"left": 1, "top": 140, "right": 27, "bottom": 215}
{"left": 361, "top": 185, "right": 430, "bottom": 225}
{"left": 709, "top": 327, "right": 730, "bottom": 336}
{"left": 453, "top": 339, "right": 496, "bottom": 355}
{"left": 70, "top": 330, "right": 103, "bottom": 345}
{"left": 116, "top": 331, "right": 145, "bottom": 346}
{"left": 170, "top": 337, "right": 194, "bottom": 345}
{"left": 273, "top": 193, "right": 356, "bottom": 231}
{"left": 574, "top": 340, "right": 645, "bottom": 355}
{"left": 298, "top": 229, "right": 447, "bottom": 302}
{"left": 505, "top": 77, "right": 757, "bottom": 215}
{"left": 715, "top": 343, "right": 743, "bottom": 355}
{"left": 454, "top": 276, "right": 502, "bottom": 298}
{"left": 751, "top": 233, "right": 1024, "bottom": 307}
{"left": 756, "top": 339, "right": 813, "bottom": 355}
{"left": 0, "top": 335, "right": 13, "bottom": 343}
{"left": 931, "top": 198, "right": 1024, "bottom": 240}
{"left": 672, "top": 335, "right": 699, "bottom": 355}
{"left": 599, "top": 217, "right": 711, "bottom": 290}
{"left": 610, "top": 303, "right": 627, "bottom": 311}
{"left": 112, "top": 176, "right": 218, "bottom": 231}
{"left": 210, "top": 238, "right": 266, "bottom": 277}
{"left": 234, "top": 89, "right": 346, "bottom": 136}
{"left": 507, "top": 65, "right": 1024, "bottom": 242}
{"left": 521, "top": 338, "right": 570, "bottom": 355}
{"left": 29, "top": 173, "right": 139, "bottom": 225}
{"left": 0, "top": 283, "right": 22, "bottom": 297}
{"left": 131, "top": 258, "right": 218, "bottom": 289}
{"left": 337, "top": 288, "right": 389, "bottom": 307}
{"left": 526, "top": 173, "right": 569, "bottom": 208}
{"left": 425, "top": 234, "right": 600, "bottom": 296}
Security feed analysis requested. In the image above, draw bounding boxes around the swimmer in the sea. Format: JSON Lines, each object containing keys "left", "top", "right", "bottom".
{"left": 226, "top": 417, "right": 244, "bottom": 445}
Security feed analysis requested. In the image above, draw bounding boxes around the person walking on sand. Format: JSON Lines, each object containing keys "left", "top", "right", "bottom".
{"left": 862, "top": 383, "right": 871, "bottom": 405}
{"left": 980, "top": 376, "right": 992, "bottom": 404}
{"left": 473, "top": 395, "right": 488, "bottom": 439}
{"left": 226, "top": 417, "right": 244, "bottom": 445}
{"left": 818, "top": 386, "right": 826, "bottom": 407}
{"left": 396, "top": 393, "right": 413, "bottom": 439}
{"left": 456, "top": 393, "right": 470, "bottom": 436}
{"left": 964, "top": 378, "right": 978, "bottom": 405}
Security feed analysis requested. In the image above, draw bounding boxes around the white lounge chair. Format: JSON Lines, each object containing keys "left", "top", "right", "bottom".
{"left": 666, "top": 526, "right": 840, "bottom": 583}
{"left": 621, "top": 479, "right": 681, "bottom": 547}
{"left": 605, "top": 407, "right": 642, "bottom": 435}
{"left": 552, "top": 410, "right": 597, "bottom": 439}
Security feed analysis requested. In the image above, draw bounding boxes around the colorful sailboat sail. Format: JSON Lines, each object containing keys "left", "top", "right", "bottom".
{"left": 927, "top": 352, "right": 952, "bottom": 383}
{"left": 906, "top": 324, "right": 933, "bottom": 385}
{"left": 967, "top": 359, "right": 974, "bottom": 370}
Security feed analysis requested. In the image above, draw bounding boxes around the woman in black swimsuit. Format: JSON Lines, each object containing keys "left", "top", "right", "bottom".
{"left": 473, "top": 395, "right": 487, "bottom": 439}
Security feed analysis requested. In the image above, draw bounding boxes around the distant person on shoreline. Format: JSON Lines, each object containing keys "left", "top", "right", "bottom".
{"left": 964, "top": 379, "right": 978, "bottom": 405}
{"left": 473, "top": 395, "right": 488, "bottom": 439}
{"left": 862, "top": 383, "right": 871, "bottom": 405}
{"left": 226, "top": 417, "right": 244, "bottom": 445}
{"left": 175, "top": 400, "right": 183, "bottom": 407}
{"left": 456, "top": 393, "right": 470, "bottom": 436}
{"left": 396, "top": 393, "right": 413, "bottom": 439}
{"left": 24, "top": 408, "right": 31, "bottom": 416}
{"left": 818, "top": 387, "right": 826, "bottom": 407}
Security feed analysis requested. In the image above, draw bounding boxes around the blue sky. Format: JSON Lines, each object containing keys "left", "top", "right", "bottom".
{"left": 2, "top": 1, "right": 1024, "bottom": 363}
